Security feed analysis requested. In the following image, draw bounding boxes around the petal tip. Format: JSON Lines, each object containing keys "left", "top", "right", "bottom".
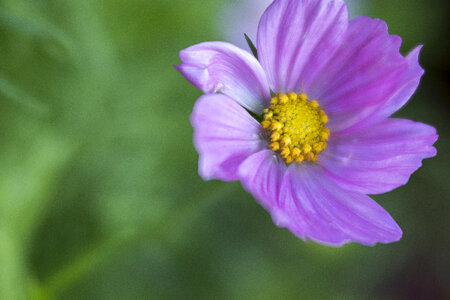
{"left": 407, "top": 44, "right": 425, "bottom": 75}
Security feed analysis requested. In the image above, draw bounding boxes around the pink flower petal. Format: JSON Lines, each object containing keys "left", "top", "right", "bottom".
{"left": 175, "top": 41, "right": 271, "bottom": 114}
{"left": 239, "top": 150, "right": 286, "bottom": 211}
{"left": 307, "top": 17, "right": 423, "bottom": 134}
{"left": 344, "top": 46, "right": 425, "bottom": 133}
{"left": 191, "top": 94, "right": 266, "bottom": 181}
{"left": 278, "top": 164, "right": 402, "bottom": 246}
{"left": 319, "top": 118, "right": 438, "bottom": 194}
{"left": 257, "top": 0, "right": 348, "bottom": 92}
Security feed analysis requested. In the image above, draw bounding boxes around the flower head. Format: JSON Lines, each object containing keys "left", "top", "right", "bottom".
{"left": 175, "top": 0, "right": 438, "bottom": 246}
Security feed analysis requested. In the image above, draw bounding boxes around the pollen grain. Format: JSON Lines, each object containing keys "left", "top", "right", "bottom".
{"left": 262, "top": 92, "right": 330, "bottom": 164}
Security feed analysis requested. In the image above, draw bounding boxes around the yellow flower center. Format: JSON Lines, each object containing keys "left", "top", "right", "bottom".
{"left": 261, "top": 92, "right": 330, "bottom": 164}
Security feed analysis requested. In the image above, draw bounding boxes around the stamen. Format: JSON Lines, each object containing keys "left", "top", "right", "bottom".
{"left": 262, "top": 92, "right": 330, "bottom": 164}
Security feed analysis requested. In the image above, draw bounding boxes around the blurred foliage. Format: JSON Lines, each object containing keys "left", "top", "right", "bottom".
{"left": 0, "top": 0, "right": 448, "bottom": 299}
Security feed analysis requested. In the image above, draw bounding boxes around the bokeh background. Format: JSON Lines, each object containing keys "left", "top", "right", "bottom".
{"left": 0, "top": 0, "right": 448, "bottom": 299}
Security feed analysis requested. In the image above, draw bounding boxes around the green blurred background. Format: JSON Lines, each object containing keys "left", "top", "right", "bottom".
{"left": 0, "top": 0, "right": 448, "bottom": 299}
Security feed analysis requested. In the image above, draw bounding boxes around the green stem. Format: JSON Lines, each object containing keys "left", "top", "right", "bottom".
{"left": 42, "top": 181, "right": 234, "bottom": 297}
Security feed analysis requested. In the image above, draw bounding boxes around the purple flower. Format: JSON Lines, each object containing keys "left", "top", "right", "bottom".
{"left": 175, "top": 0, "right": 438, "bottom": 246}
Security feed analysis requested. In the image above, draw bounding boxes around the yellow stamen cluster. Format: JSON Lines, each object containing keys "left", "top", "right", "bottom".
{"left": 261, "top": 92, "right": 330, "bottom": 164}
